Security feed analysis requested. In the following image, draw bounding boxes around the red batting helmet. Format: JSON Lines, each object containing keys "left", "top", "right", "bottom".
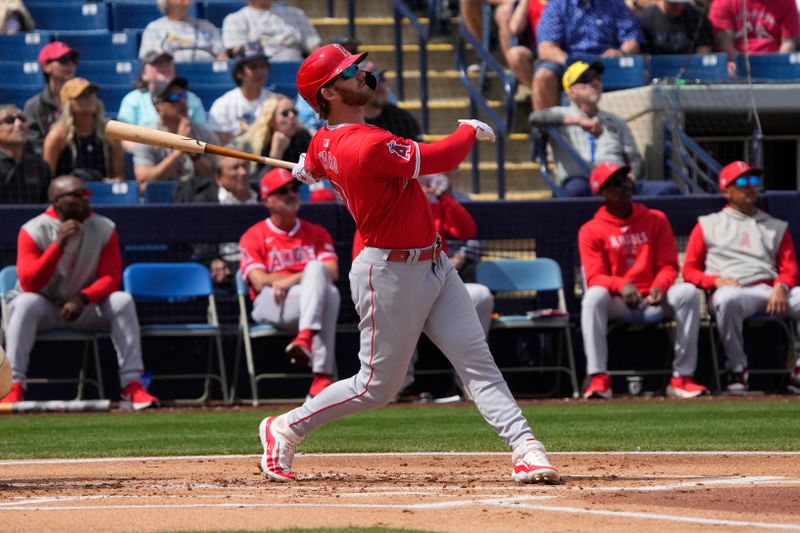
{"left": 296, "top": 44, "right": 367, "bottom": 112}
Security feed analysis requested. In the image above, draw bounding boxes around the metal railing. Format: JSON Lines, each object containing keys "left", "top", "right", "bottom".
{"left": 455, "top": 22, "right": 515, "bottom": 198}
{"left": 535, "top": 126, "right": 591, "bottom": 197}
{"left": 392, "top": 0, "right": 432, "bottom": 133}
{"left": 663, "top": 120, "right": 722, "bottom": 194}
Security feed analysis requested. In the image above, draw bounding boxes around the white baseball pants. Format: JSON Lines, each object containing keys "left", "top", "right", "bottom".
{"left": 284, "top": 246, "right": 536, "bottom": 450}
{"left": 581, "top": 283, "right": 700, "bottom": 376}
{"left": 5, "top": 291, "right": 144, "bottom": 387}
{"left": 251, "top": 261, "right": 340, "bottom": 376}
{"left": 709, "top": 285, "right": 800, "bottom": 372}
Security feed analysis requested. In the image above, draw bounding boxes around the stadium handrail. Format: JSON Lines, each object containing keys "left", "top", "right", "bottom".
{"left": 663, "top": 119, "right": 722, "bottom": 194}
{"left": 455, "top": 20, "right": 514, "bottom": 198}
{"left": 392, "top": 0, "right": 431, "bottom": 133}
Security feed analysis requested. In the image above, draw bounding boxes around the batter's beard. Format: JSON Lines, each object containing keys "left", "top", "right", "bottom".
{"left": 336, "top": 85, "right": 373, "bottom": 107}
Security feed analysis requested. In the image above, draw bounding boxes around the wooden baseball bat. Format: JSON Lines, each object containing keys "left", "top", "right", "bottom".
{"left": 105, "top": 120, "right": 295, "bottom": 170}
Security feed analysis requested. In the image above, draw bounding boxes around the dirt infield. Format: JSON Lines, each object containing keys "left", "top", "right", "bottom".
{"left": 1, "top": 452, "right": 799, "bottom": 532}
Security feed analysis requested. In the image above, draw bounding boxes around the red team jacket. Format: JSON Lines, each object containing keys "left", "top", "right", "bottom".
{"left": 578, "top": 203, "right": 679, "bottom": 296}
{"left": 239, "top": 218, "right": 338, "bottom": 300}
{"left": 305, "top": 123, "right": 476, "bottom": 250}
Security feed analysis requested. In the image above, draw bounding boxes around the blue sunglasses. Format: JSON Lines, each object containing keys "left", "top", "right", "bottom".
{"left": 163, "top": 91, "right": 187, "bottom": 104}
{"left": 339, "top": 64, "right": 359, "bottom": 80}
{"left": 733, "top": 175, "right": 762, "bottom": 188}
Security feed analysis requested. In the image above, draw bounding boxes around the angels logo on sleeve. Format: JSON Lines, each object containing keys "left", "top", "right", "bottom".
{"left": 386, "top": 139, "right": 412, "bottom": 161}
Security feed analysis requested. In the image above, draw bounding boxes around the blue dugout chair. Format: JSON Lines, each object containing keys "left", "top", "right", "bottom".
{"left": 230, "top": 271, "right": 307, "bottom": 405}
{"left": 143, "top": 181, "right": 177, "bottom": 203}
{"left": 0, "top": 61, "right": 45, "bottom": 87}
{"left": 78, "top": 60, "right": 138, "bottom": 87}
{"left": 0, "top": 266, "right": 104, "bottom": 400}
{"left": 176, "top": 61, "right": 233, "bottom": 85}
{"left": 203, "top": 0, "right": 241, "bottom": 27}
{"left": 736, "top": 52, "right": 800, "bottom": 82}
{"left": 110, "top": 0, "right": 199, "bottom": 31}
{"left": 568, "top": 55, "right": 646, "bottom": 91}
{"left": 123, "top": 263, "right": 229, "bottom": 404}
{"left": 476, "top": 258, "right": 579, "bottom": 398}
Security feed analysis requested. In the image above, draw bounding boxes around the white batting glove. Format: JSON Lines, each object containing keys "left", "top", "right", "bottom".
{"left": 291, "top": 153, "right": 321, "bottom": 185}
{"left": 458, "top": 119, "right": 495, "bottom": 142}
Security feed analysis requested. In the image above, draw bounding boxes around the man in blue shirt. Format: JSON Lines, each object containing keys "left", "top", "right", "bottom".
{"left": 534, "top": 0, "right": 643, "bottom": 110}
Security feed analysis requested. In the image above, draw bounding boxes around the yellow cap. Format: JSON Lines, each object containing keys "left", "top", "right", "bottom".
{"left": 60, "top": 78, "right": 99, "bottom": 106}
{"left": 562, "top": 61, "right": 603, "bottom": 92}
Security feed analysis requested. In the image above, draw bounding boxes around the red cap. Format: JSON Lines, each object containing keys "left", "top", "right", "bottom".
{"left": 590, "top": 162, "right": 631, "bottom": 194}
{"left": 296, "top": 44, "right": 367, "bottom": 112}
{"left": 718, "top": 160, "right": 762, "bottom": 191}
{"left": 259, "top": 168, "right": 295, "bottom": 199}
{"left": 38, "top": 41, "right": 79, "bottom": 68}
{"left": 310, "top": 188, "right": 337, "bottom": 202}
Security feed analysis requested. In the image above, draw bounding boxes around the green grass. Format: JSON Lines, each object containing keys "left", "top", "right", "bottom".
{"left": 1, "top": 398, "right": 799, "bottom": 459}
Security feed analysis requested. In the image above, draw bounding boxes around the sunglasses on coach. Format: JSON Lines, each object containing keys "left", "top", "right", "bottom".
{"left": 732, "top": 175, "right": 762, "bottom": 188}
{"left": 162, "top": 91, "right": 188, "bottom": 104}
{"left": 53, "top": 188, "right": 93, "bottom": 202}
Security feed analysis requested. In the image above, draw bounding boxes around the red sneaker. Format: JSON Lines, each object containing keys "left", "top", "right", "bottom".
{"left": 583, "top": 373, "right": 612, "bottom": 399}
{"left": 308, "top": 374, "right": 334, "bottom": 398}
{"left": 666, "top": 375, "right": 709, "bottom": 399}
{"left": 1, "top": 382, "right": 24, "bottom": 403}
{"left": 121, "top": 380, "right": 159, "bottom": 410}
{"left": 285, "top": 333, "right": 313, "bottom": 368}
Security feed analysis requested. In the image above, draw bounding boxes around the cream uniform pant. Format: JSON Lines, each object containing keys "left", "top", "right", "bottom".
{"left": 284, "top": 244, "right": 536, "bottom": 450}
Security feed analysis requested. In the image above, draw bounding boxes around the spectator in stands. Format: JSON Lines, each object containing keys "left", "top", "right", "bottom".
{"left": 140, "top": 0, "right": 227, "bottom": 63}
{"left": 578, "top": 162, "right": 707, "bottom": 400}
{"left": 460, "top": 0, "right": 507, "bottom": 43}
{"left": 533, "top": 0, "right": 642, "bottom": 110}
{"left": 133, "top": 77, "right": 218, "bottom": 190}
{"left": 239, "top": 168, "right": 340, "bottom": 400}
{"left": 623, "top": 0, "right": 658, "bottom": 13}
{"left": 24, "top": 42, "right": 78, "bottom": 153}
{"left": 117, "top": 51, "right": 207, "bottom": 132}
{"left": 0, "top": 104, "right": 51, "bottom": 203}
{"left": 529, "top": 61, "right": 681, "bottom": 196}
{"left": 222, "top": 0, "right": 321, "bottom": 62}
{"left": 637, "top": 0, "right": 713, "bottom": 55}
{"left": 238, "top": 94, "right": 311, "bottom": 180}
{"left": 43, "top": 78, "right": 124, "bottom": 183}
{"left": 174, "top": 154, "right": 258, "bottom": 284}
{"left": 352, "top": 169, "right": 494, "bottom": 401}
{"left": 209, "top": 43, "right": 274, "bottom": 146}
{"left": 0, "top": 0, "right": 34, "bottom": 34}
{"left": 363, "top": 64, "right": 423, "bottom": 141}
{"left": 709, "top": 0, "right": 799, "bottom": 62}
{"left": 682, "top": 161, "right": 800, "bottom": 394}
{"left": 0, "top": 175, "right": 159, "bottom": 409}
{"left": 494, "top": 0, "right": 548, "bottom": 104}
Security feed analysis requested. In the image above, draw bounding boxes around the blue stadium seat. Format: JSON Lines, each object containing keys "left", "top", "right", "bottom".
{"left": 0, "top": 61, "right": 44, "bottom": 86}
{"left": 267, "top": 61, "right": 300, "bottom": 98}
{"left": 143, "top": 181, "right": 177, "bottom": 203}
{"left": 110, "top": 0, "right": 199, "bottom": 31}
{"left": 736, "top": 52, "right": 800, "bottom": 82}
{"left": 176, "top": 60, "right": 234, "bottom": 85}
{"left": 190, "top": 84, "right": 230, "bottom": 107}
{"left": 78, "top": 60, "right": 138, "bottom": 87}
{"left": 203, "top": 0, "right": 241, "bottom": 27}
{"left": 27, "top": 3, "right": 110, "bottom": 32}
{"left": 96, "top": 85, "right": 132, "bottom": 114}
{"left": 268, "top": 82, "right": 298, "bottom": 100}
{"left": 0, "top": 87, "right": 39, "bottom": 109}
{"left": 648, "top": 53, "right": 728, "bottom": 83}
{"left": 84, "top": 180, "right": 140, "bottom": 205}
{"left": 568, "top": 55, "right": 646, "bottom": 91}
{"left": 54, "top": 30, "right": 139, "bottom": 61}
{"left": 0, "top": 32, "right": 52, "bottom": 61}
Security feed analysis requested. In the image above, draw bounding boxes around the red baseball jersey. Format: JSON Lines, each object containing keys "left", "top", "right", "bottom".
{"left": 239, "top": 218, "right": 337, "bottom": 299}
{"left": 306, "top": 123, "right": 437, "bottom": 250}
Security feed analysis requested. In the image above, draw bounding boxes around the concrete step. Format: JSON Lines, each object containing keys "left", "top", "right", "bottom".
{"left": 454, "top": 161, "right": 552, "bottom": 196}
{"left": 361, "top": 43, "right": 463, "bottom": 72}
{"left": 312, "top": 17, "right": 432, "bottom": 45}
{"left": 301, "top": 0, "right": 399, "bottom": 18}
{"left": 423, "top": 132, "right": 533, "bottom": 162}
{"left": 383, "top": 69, "right": 510, "bottom": 102}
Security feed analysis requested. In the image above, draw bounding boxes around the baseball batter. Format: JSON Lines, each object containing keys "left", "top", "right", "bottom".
{"left": 258, "top": 44, "right": 559, "bottom": 484}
